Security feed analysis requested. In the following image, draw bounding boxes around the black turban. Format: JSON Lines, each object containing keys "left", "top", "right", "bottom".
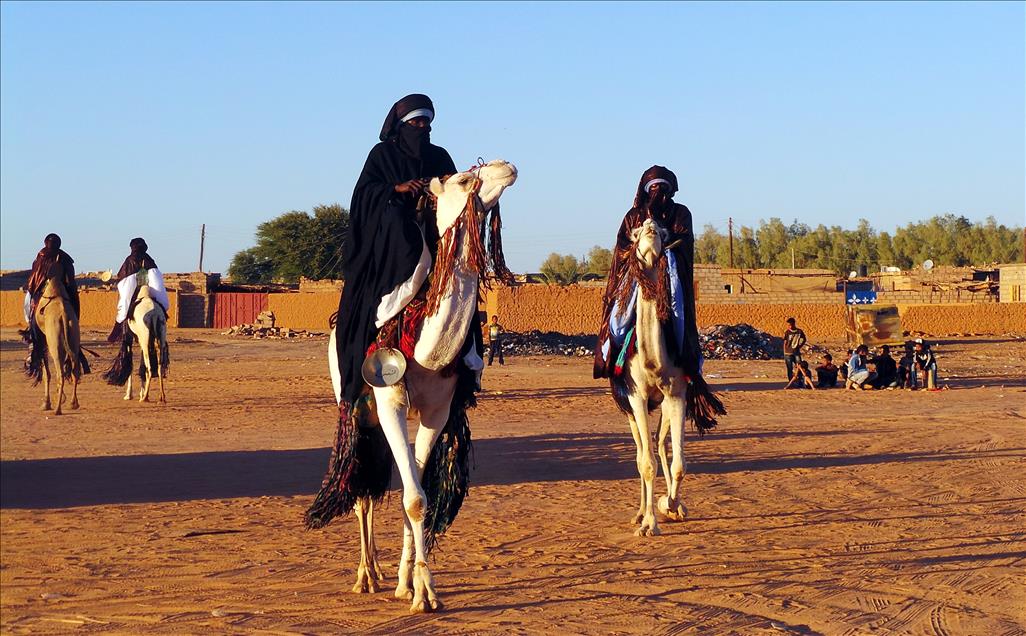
{"left": 634, "top": 165, "right": 679, "bottom": 207}
{"left": 378, "top": 93, "right": 435, "bottom": 141}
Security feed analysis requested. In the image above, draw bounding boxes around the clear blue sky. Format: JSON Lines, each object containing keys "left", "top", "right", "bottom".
{"left": 2, "top": 1, "right": 1023, "bottom": 274}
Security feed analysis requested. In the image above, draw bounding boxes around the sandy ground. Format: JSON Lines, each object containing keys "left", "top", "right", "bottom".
{"left": 1, "top": 328, "right": 1024, "bottom": 635}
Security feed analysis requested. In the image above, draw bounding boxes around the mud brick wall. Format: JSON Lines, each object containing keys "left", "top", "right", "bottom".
{"left": 177, "top": 294, "right": 211, "bottom": 328}
{"left": 999, "top": 264, "right": 1026, "bottom": 303}
{"left": 877, "top": 289, "right": 997, "bottom": 304}
{"left": 266, "top": 293, "right": 339, "bottom": 332}
{"left": 899, "top": 303, "right": 1026, "bottom": 336}
{"left": 0, "top": 290, "right": 179, "bottom": 328}
{"left": 146, "top": 287, "right": 1026, "bottom": 339}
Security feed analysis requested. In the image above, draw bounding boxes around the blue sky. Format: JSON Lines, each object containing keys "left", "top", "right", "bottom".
{"left": 2, "top": 1, "right": 1023, "bottom": 274}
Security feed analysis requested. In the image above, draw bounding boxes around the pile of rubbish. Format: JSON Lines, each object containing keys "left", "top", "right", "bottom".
{"left": 699, "top": 324, "right": 784, "bottom": 360}
{"left": 500, "top": 331, "right": 597, "bottom": 357}
{"left": 221, "top": 324, "right": 326, "bottom": 339}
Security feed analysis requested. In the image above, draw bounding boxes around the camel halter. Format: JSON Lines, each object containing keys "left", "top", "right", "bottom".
{"left": 424, "top": 165, "right": 515, "bottom": 316}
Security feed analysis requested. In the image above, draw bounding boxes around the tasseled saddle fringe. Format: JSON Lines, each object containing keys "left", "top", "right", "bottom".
{"left": 305, "top": 401, "right": 392, "bottom": 530}
{"left": 20, "top": 326, "right": 45, "bottom": 386}
{"left": 687, "top": 374, "right": 726, "bottom": 436}
{"left": 421, "top": 365, "right": 476, "bottom": 553}
{"left": 103, "top": 330, "right": 135, "bottom": 386}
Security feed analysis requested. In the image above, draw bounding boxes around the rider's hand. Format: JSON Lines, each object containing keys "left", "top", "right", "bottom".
{"left": 395, "top": 179, "right": 428, "bottom": 195}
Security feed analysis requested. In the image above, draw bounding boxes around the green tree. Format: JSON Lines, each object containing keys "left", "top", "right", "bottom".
{"left": 585, "top": 245, "right": 613, "bottom": 278}
{"left": 229, "top": 204, "right": 349, "bottom": 283}
{"left": 695, "top": 224, "right": 722, "bottom": 264}
{"left": 540, "top": 252, "right": 586, "bottom": 285}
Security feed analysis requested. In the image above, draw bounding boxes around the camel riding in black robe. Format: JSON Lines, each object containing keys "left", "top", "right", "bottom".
{"left": 593, "top": 166, "right": 724, "bottom": 433}
{"left": 307, "top": 94, "right": 480, "bottom": 535}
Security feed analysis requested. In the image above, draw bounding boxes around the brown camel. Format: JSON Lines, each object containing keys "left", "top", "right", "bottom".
{"left": 34, "top": 277, "right": 82, "bottom": 415}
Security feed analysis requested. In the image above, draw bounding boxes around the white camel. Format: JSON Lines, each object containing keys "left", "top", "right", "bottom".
{"left": 621, "top": 218, "right": 690, "bottom": 537}
{"left": 104, "top": 285, "right": 169, "bottom": 403}
{"left": 324, "top": 160, "right": 517, "bottom": 612}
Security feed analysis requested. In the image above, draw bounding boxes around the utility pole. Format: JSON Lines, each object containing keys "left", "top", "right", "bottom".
{"left": 728, "top": 217, "right": 734, "bottom": 269}
{"left": 198, "top": 224, "right": 206, "bottom": 272}
{"left": 791, "top": 247, "right": 796, "bottom": 269}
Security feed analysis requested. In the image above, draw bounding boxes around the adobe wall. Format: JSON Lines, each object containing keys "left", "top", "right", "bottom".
{"left": 266, "top": 293, "right": 338, "bottom": 332}
{"left": 898, "top": 303, "right": 1026, "bottom": 336}
{"left": 0, "top": 290, "right": 179, "bottom": 328}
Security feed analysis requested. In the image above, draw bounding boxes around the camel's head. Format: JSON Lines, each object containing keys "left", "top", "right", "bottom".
{"left": 476, "top": 159, "right": 518, "bottom": 211}
{"left": 630, "top": 218, "right": 665, "bottom": 270}
{"left": 429, "top": 159, "right": 518, "bottom": 230}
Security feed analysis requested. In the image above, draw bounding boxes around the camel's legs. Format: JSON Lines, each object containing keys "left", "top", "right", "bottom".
{"left": 656, "top": 410, "right": 672, "bottom": 496}
{"left": 372, "top": 385, "right": 442, "bottom": 613}
{"left": 626, "top": 390, "right": 659, "bottom": 537}
{"left": 141, "top": 369, "right": 152, "bottom": 402}
{"left": 54, "top": 360, "right": 66, "bottom": 416}
{"left": 157, "top": 372, "right": 167, "bottom": 404}
{"left": 395, "top": 521, "right": 415, "bottom": 600}
{"left": 69, "top": 374, "right": 80, "bottom": 410}
{"left": 124, "top": 367, "right": 133, "bottom": 401}
{"left": 626, "top": 413, "right": 646, "bottom": 525}
{"left": 41, "top": 359, "right": 52, "bottom": 411}
{"left": 352, "top": 497, "right": 382, "bottom": 593}
{"left": 657, "top": 386, "right": 688, "bottom": 522}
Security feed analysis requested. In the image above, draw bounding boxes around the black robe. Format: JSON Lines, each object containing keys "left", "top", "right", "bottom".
{"left": 115, "top": 251, "right": 158, "bottom": 282}
{"left": 27, "top": 248, "right": 79, "bottom": 318}
{"left": 335, "top": 139, "right": 456, "bottom": 404}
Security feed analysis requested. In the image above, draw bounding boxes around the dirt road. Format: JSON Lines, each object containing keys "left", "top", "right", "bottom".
{"left": 2, "top": 329, "right": 1024, "bottom": 634}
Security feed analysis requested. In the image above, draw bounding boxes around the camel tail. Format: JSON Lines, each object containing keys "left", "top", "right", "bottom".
{"left": 687, "top": 374, "right": 727, "bottom": 436}
{"left": 142, "top": 310, "right": 169, "bottom": 378}
{"left": 421, "top": 365, "right": 476, "bottom": 553}
{"left": 305, "top": 399, "right": 392, "bottom": 530}
{"left": 103, "top": 330, "right": 134, "bottom": 386}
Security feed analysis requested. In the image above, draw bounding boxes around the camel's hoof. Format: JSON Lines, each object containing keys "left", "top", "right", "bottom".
{"left": 657, "top": 496, "right": 687, "bottom": 522}
{"left": 410, "top": 598, "right": 442, "bottom": 614}
{"left": 352, "top": 579, "right": 380, "bottom": 594}
{"left": 54, "top": 408, "right": 63, "bottom": 416}
{"left": 159, "top": 398, "right": 167, "bottom": 405}
{"left": 70, "top": 401, "right": 80, "bottom": 410}
{"left": 123, "top": 395, "right": 132, "bottom": 401}
{"left": 631, "top": 512, "right": 644, "bottom": 525}
{"left": 634, "top": 523, "right": 661, "bottom": 537}
{"left": 42, "top": 403, "right": 52, "bottom": 411}
{"left": 395, "top": 587, "right": 413, "bottom": 601}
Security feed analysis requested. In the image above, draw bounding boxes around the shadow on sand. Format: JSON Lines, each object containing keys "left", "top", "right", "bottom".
{"left": 3, "top": 430, "right": 1021, "bottom": 510}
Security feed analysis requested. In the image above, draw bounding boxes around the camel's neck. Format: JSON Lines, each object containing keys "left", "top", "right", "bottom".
{"left": 633, "top": 267, "right": 672, "bottom": 369}
{"left": 413, "top": 212, "right": 481, "bottom": 371}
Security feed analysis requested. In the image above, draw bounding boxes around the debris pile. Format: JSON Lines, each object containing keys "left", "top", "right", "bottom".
{"left": 221, "top": 323, "right": 325, "bottom": 340}
{"left": 699, "top": 324, "right": 784, "bottom": 360}
{"left": 500, "top": 331, "right": 597, "bottom": 357}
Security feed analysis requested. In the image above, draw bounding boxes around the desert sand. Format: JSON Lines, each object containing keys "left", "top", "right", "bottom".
{"left": 1, "top": 328, "right": 1024, "bottom": 635}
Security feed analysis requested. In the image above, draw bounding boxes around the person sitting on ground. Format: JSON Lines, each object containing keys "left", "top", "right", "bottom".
{"left": 914, "top": 339, "right": 938, "bottom": 389}
{"left": 785, "top": 359, "right": 816, "bottom": 390}
{"left": 838, "top": 349, "right": 852, "bottom": 382}
{"left": 898, "top": 342, "right": 917, "bottom": 389}
{"left": 815, "top": 353, "right": 839, "bottom": 388}
{"left": 846, "top": 344, "right": 876, "bottom": 390}
{"left": 869, "top": 344, "right": 899, "bottom": 389}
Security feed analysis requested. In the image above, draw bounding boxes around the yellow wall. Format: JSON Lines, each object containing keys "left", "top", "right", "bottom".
{"left": 0, "top": 290, "right": 178, "bottom": 327}
{"left": 267, "top": 293, "right": 338, "bottom": 331}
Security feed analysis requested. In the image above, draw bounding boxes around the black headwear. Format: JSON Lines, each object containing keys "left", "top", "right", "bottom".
{"left": 378, "top": 93, "right": 435, "bottom": 141}
{"left": 634, "top": 165, "right": 679, "bottom": 208}
{"left": 130, "top": 237, "right": 148, "bottom": 256}
{"left": 43, "top": 233, "right": 62, "bottom": 253}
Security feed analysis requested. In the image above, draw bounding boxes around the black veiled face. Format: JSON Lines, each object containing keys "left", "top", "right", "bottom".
{"left": 645, "top": 182, "right": 671, "bottom": 213}
{"left": 404, "top": 116, "right": 430, "bottom": 129}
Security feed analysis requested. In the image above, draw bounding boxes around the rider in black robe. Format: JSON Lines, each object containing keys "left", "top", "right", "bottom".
{"left": 335, "top": 94, "right": 457, "bottom": 405}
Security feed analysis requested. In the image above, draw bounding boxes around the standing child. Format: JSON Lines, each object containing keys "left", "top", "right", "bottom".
{"left": 782, "top": 317, "right": 807, "bottom": 382}
{"left": 488, "top": 315, "right": 505, "bottom": 366}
